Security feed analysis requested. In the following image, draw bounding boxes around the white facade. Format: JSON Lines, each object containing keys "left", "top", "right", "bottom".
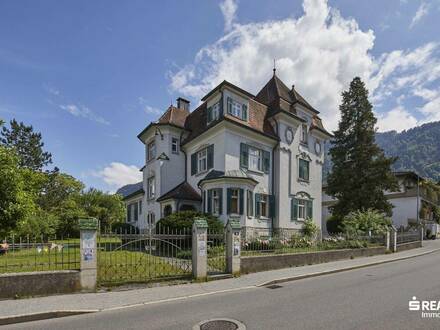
{"left": 121, "top": 76, "right": 331, "bottom": 236}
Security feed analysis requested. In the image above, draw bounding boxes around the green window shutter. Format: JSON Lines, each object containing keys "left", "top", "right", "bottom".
{"left": 191, "top": 153, "right": 197, "bottom": 175}
{"left": 239, "top": 188, "right": 244, "bottom": 215}
{"left": 242, "top": 104, "right": 248, "bottom": 121}
{"left": 269, "top": 195, "right": 275, "bottom": 218}
{"left": 240, "top": 143, "right": 248, "bottom": 169}
{"left": 134, "top": 203, "right": 138, "bottom": 221}
{"left": 218, "top": 188, "right": 223, "bottom": 215}
{"left": 306, "top": 200, "right": 313, "bottom": 219}
{"left": 227, "top": 97, "right": 233, "bottom": 114}
{"left": 263, "top": 150, "right": 270, "bottom": 173}
{"left": 207, "top": 144, "right": 214, "bottom": 170}
{"left": 127, "top": 205, "right": 131, "bottom": 222}
{"left": 247, "top": 190, "right": 253, "bottom": 216}
{"left": 207, "top": 190, "right": 212, "bottom": 213}
{"left": 291, "top": 198, "right": 298, "bottom": 221}
{"left": 207, "top": 106, "right": 212, "bottom": 123}
{"left": 227, "top": 188, "right": 232, "bottom": 214}
{"left": 255, "top": 193, "right": 261, "bottom": 218}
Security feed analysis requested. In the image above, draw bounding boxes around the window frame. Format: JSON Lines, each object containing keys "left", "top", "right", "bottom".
{"left": 258, "top": 194, "right": 269, "bottom": 218}
{"left": 230, "top": 188, "right": 239, "bottom": 214}
{"left": 298, "top": 158, "right": 310, "bottom": 181}
{"left": 248, "top": 146, "right": 261, "bottom": 172}
{"left": 301, "top": 123, "right": 308, "bottom": 145}
{"left": 297, "top": 199, "right": 306, "bottom": 220}
{"left": 197, "top": 149, "right": 207, "bottom": 173}
{"left": 147, "top": 176, "right": 155, "bottom": 199}
{"left": 147, "top": 140, "right": 156, "bottom": 161}
{"left": 171, "top": 137, "right": 179, "bottom": 154}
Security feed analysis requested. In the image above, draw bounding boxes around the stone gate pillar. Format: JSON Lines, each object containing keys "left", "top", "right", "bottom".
{"left": 391, "top": 227, "right": 397, "bottom": 252}
{"left": 226, "top": 219, "right": 241, "bottom": 275}
{"left": 192, "top": 218, "right": 208, "bottom": 280}
{"left": 79, "top": 217, "right": 98, "bottom": 291}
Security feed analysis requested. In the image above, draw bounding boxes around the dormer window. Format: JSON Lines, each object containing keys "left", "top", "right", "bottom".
{"left": 227, "top": 97, "right": 248, "bottom": 121}
{"left": 301, "top": 123, "right": 308, "bottom": 144}
{"left": 207, "top": 102, "right": 220, "bottom": 124}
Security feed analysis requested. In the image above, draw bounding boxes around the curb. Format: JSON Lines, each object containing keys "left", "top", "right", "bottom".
{"left": 257, "top": 246, "right": 440, "bottom": 287}
{"left": 0, "top": 310, "right": 98, "bottom": 326}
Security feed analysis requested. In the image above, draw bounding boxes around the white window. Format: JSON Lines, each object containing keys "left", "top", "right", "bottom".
{"left": 147, "top": 212, "right": 155, "bottom": 226}
{"left": 171, "top": 137, "right": 179, "bottom": 154}
{"left": 212, "top": 102, "right": 220, "bottom": 121}
{"left": 198, "top": 149, "right": 207, "bottom": 173}
{"left": 301, "top": 124, "right": 308, "bottom": 144}
{"left": 298, "top": 199, "right": 306, "bottom": 220}
{"left": 230, "top": 189, "right": 239, "bottom": 214}
{"left": 147, "top": 140, "right": 156, "bottom": 161}
{"left": 227, "top": 97, "right": 247, "bottom": 121}
{"left": 212, "top": 189, "right": 220, "bottom": 215}
{"left": 147, "top": 176, "right": 155, "bottom": 199}
{"left": 258, "top": 194, "right": 269, "bottom": 218}
{"left": 138, "top": 200, "right": 142, "bottom": 215}
{"left": 248, "top": 146, "right": 261, "bottom": 172}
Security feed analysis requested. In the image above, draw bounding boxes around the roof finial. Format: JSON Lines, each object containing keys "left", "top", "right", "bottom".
{"left": 273, "top": 59, "right": 276, "bottom": 76}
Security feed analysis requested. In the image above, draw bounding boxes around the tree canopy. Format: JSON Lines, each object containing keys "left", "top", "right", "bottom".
{"left": 326, "top": 77, "right": 398, "bottom": 220}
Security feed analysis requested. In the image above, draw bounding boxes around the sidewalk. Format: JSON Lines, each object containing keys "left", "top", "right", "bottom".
{"left": 1, "top": 240, "right": 440, "bottom": 324}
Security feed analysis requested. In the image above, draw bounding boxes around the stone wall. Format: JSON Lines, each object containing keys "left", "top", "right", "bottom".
{"left": 0, "top": 270, "right": 80, "bottom": 300}
{"left": 241, "top": 246, "right": 387, "bottom": 274}
{"left": 396, "top": 241, "right": 422, "bottom": 252}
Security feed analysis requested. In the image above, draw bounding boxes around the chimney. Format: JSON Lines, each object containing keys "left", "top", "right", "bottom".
{"left": 176, "top": 97, "right": 190, "bottom": 111}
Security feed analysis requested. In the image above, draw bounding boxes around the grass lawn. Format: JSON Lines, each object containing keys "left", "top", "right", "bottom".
{"left": 97, "top": 250, "right": 191, "bottom": 285}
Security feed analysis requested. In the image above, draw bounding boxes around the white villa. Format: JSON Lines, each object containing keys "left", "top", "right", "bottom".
{"left": 117, "top": 72, "right": 332, "bottom": 237}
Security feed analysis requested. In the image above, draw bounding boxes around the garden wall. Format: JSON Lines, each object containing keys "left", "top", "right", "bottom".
{"left": 241, "top": 246, "right": 387, "bottom": 274}
{"left": 396, "top": 241, "right": 422, "bottom": 252}
{"left": 0, "top": 270, "right": 80, "bottom": 300}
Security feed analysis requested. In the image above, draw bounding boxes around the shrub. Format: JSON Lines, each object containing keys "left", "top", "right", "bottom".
{"left": 111, "top": 222, "right": 139, "bottom": 234}
{"left": 302, "top": 218, "right": 318, "bottom": 239}
{"left": 342, "top": 209, "right": 391, "bottom": 236}
{"left": 326, "top": 215, "right": 343, "bottom": 234}
{"left": 156, "top": 211, "right": 223, "bottom": 233}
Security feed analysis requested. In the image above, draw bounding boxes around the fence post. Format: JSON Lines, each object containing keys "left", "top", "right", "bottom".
{"left": 226, "top": 219, "right": 241, "bottom": 276}
{"left": 192, "top": 218, "right": 208, "bottom": 280}
{"left": 79, "top": 217, "right": 98, "bottom": 291}
{"left": 391, "top": 227, "right": 397, "bottom": 252}
{"left": 385, "top": 230, "right": 391, "bottom": 251}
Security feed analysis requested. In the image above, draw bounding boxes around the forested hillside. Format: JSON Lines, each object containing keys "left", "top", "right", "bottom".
{"left": 324, "top": 121, "right": 440, "bottom": 182}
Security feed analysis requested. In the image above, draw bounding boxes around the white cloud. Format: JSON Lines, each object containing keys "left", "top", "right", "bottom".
{"left": 93, "top": 162, "right": 142, "bottom": 190}
{"left": 376, "top": 105, "right": 418, "bottom": 132}
{"left": 410, "top": 2, "right": 429, "bottom": 28}
{"left": 220, "top": 0, "right": 238, "bottom": 32}
{"left": 138, "top": 97, "right": 163, "bottom": 116}
{"left": 59, "top": 104, "right": 110, "bottom": 125}
{"left": 43, "top": 84, "right": 60, "bottom": 96}
{"left": 169, "top": 0, "right": 440, "bottom": 132}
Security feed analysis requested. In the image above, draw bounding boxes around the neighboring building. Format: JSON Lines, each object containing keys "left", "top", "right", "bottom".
{"left": 117, "top": 71, "right": 332, "bottom": 237}
{"left": 322, "top": 171, "right": 440, "bottom": 233}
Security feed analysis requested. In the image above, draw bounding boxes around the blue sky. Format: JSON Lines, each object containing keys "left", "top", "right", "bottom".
{"left": 0, "top": 0, "right": 439, "bottom": 192}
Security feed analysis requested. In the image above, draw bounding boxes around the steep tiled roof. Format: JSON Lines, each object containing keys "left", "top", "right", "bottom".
{"left": 310, "top": 115, "right": 333, "bottom": 137}
{"left": 157, "top": 181, "right": 202, "bottom": 202}
{"left": 157, "top": 105, "right": 189, "bottom": 128}
{"left": 116, "top": 182, "right": 144, "bottom": 199}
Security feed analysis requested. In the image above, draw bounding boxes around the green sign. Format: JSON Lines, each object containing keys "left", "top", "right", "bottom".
{"left": 78, "top": 217, "right": 99, "bottom": 230}
{"left": 228, "top": 219, "right": 241, "bottom": 229}
{"left": 193, "top": 217, "right": 208, "bottom": 228}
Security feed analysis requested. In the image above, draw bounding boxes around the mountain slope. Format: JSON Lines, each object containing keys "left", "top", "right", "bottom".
{"left": 324, "top": 121, "right": 440, "bottom": 182}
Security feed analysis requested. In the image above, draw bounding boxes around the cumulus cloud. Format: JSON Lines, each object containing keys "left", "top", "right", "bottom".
{"left": 220, "top": 0, "right": 238, "bottom": 31}
{"left": 168, "top": 0, "right": 440, "bottom": 132}
{"left": 59, "top": 104, "right": 110, "bottom": 125}
{"left": 93, "top": 162, "right": 142, "bottom": 190}
{"left": 410, "top": 2, "right": 429, "bottom": 28}
{"left": 376, "top": 106, "right": 418, "bottom": 132}
{"left": 138, "top": 97, "right": 163, "bottom": 116}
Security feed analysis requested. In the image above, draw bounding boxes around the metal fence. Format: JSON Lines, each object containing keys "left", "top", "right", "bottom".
{"left": 0, "top": 235, "right": 80, "bottom": 274}
{"left": 241, "top": 230, "right": 386, "bottom": 256}
{"left": 396, "top": 231, "right": 420, "bottom": 245}
{"left": 207, "top": 229, "right": 226, "bottom": 275}
{"left": 97, "top": 225, "right": 192, "bottom": 285}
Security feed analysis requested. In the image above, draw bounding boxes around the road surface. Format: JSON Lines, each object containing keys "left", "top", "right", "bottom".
{"left": 4, "top": 250, "right": 440, "bottom": 330}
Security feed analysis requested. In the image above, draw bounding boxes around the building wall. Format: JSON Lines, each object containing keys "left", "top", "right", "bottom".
{"left": 390, "top": 197, "right": 418, "bottom": 228}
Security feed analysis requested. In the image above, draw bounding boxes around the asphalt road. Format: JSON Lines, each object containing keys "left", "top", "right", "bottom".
{"left": 4, "top": 251, "right": 440, "bottom": 330}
